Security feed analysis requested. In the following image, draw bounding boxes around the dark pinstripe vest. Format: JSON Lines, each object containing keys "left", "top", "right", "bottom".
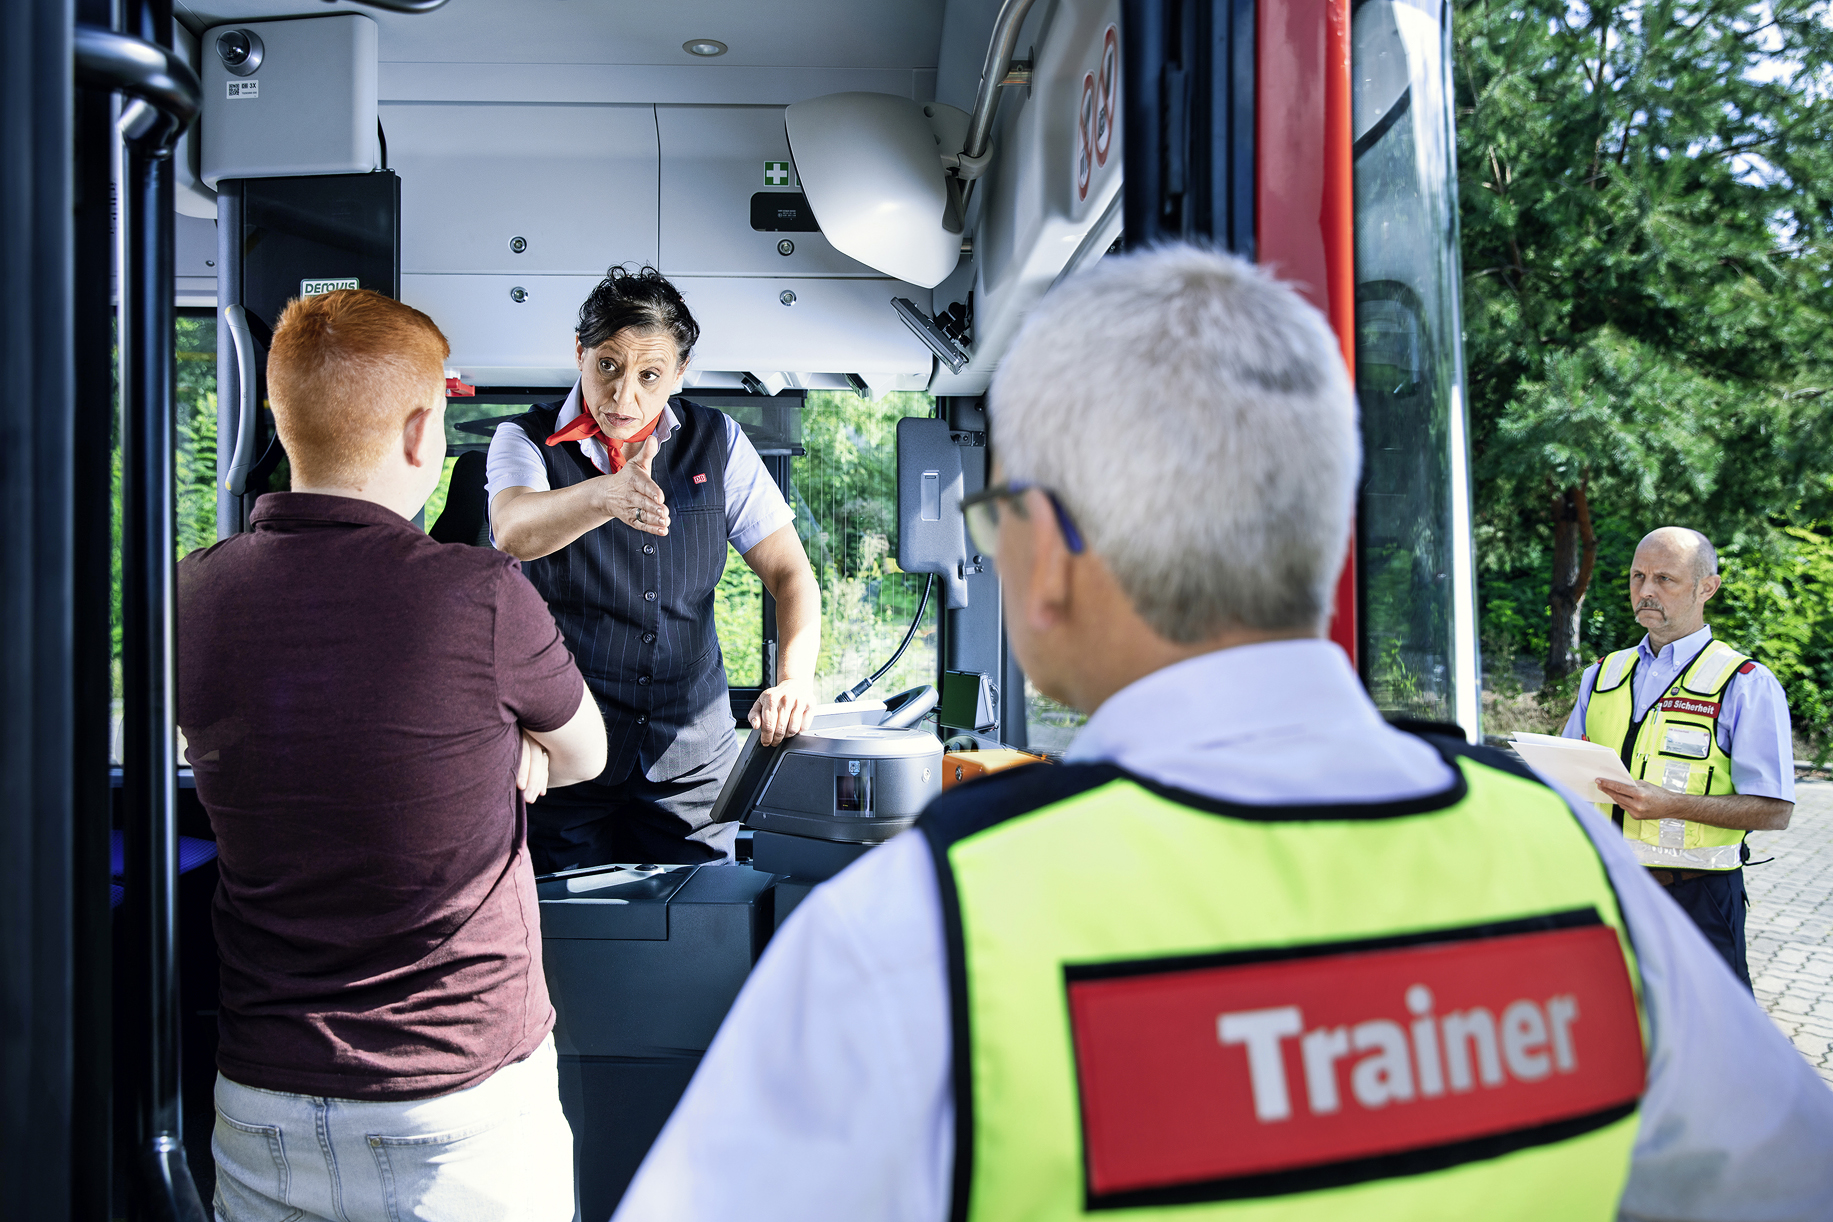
{"left": 511, "top": 397, "right": 730, "bottom": 782}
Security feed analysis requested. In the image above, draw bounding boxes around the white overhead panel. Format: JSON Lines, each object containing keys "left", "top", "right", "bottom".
{"left": 178, "top": 1, "right": 945, "bottom": 106}
{"left": 931, "top": 0, "right": 1123, "bottom": 395}
{"left": 401, "top": 274, "right": 597, "bottom": 388}
{"left": 387, "top": 102, "right": 660, "bottom": 384}
{"left": 386, "top": 102, "right": 659, "bottom": 275}
{"left": 681, "top": 277, "right": 933, "bottom": 382}
{"left": 200, "top": 13, "right": 379, "bottom": 187}
{"left": 180, "top": 0, "right": 945, "bottom": 72}
{"left": 656, "top": 106, "right": 872, "bottom": 278}
{"left": 786, "top": 92, "right": 963, "bottom": 288}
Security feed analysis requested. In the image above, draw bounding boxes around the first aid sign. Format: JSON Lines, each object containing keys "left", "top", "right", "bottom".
{"left": 1065, "top": 916, "right": 1644, "bottom": 1205}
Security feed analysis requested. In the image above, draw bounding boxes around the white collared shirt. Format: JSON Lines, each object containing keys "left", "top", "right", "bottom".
{"left": 483, "top": 382, "right": 793, "bottom": 555}
{"left": 614, "top": 641, "right": 1833, "bottom": 1222}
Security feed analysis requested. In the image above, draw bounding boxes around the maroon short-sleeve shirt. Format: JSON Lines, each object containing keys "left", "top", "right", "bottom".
{"left": 178, "top": 493, "right": 586, "bottom": 1100}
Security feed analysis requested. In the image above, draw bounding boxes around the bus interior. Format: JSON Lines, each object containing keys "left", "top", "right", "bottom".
{"left": 17, "top": 0, "right": 1481, "bottom": 1215}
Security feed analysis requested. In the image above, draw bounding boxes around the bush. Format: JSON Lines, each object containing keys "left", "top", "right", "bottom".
{"left": 1712, "top": 526, "right": 1833, "bottom": 762}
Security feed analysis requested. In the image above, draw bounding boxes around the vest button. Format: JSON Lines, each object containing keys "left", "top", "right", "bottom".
{"left": 644, "top": 590, "right": 657, "bottom": 601}
{"left": 637, "top": 674, "right": 652, "bottom": 686}
{"left": 641, "top": 632, "right": 656, "bottom": 644}
{"left": 636, "top": 714, "right": 648, "bottom": 725}
{"left": 643, "top": 544, "right": 655, "bottom": 555}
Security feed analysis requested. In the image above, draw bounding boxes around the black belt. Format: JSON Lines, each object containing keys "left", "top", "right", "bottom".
{"left": 1647, "top": 867, "right": 1721, "bottom": 887}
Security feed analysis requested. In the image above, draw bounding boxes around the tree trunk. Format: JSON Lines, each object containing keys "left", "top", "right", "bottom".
{"left": 1545, "top": 482, "right": 1598, "bottom": 682}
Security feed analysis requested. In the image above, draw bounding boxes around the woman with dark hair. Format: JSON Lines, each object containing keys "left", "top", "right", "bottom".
{"left": 486, "top": 265, "right": 821, "bottom": 869}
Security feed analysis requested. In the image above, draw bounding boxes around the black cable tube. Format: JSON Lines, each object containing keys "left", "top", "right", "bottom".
{"left": 838, "top": 576, "right": 935, "bottom": 703}
{"left": 112, "top": 0, "right": 207, "bottom": 1216}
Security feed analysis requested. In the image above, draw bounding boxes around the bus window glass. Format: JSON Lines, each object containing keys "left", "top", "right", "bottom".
{"left": 1025, "top": 681, "right": 1087, "bottom": 756}
{"left": 793, "top": 391, "right": 939, "bottom": 701}
{"left": 718, "top": 546, "right": 764, "bottom": 688}
{"left": 176, "top": 313, "right": 219, "bottom": 559}
{"left": 1352, "top": 0, "right": 1476, "bottom": 725}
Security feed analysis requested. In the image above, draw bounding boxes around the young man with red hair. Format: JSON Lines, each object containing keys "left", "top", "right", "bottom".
{"left": 178, "top": 289, "right": 605, "bottom": 1221}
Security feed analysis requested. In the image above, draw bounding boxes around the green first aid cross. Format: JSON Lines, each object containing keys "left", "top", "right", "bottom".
{"left": 764, "top": 161, "right": 794, "bottom": 186}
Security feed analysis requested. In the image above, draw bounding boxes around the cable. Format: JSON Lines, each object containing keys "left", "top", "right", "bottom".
{"left": 836, "top": 575, "right": 934, "bottom": 702}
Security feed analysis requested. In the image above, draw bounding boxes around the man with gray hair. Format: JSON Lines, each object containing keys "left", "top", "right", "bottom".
{"left": 613, "top": 247, "right": 1833, "bottom": 1222}
{"left": 1562, "top": 526, "right": 1795, "bottom": 987}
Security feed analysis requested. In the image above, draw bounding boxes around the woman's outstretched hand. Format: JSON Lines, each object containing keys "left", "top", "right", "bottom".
{"left": 596, "top": 435, "right": 670, "bottom": 535}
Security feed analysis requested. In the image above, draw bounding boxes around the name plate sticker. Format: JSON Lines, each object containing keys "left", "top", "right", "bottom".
{"left": 300, "top": 278, "right": 360, "bottom": 298}
{"left": 226, "top": 80, "right": 258, "bottom": 99}
{"left": 1065, "top": 917, "right": 1643, "bottom": 1206}
{"left": 1660, "top": 724, "right": 1712, "bottom": 758}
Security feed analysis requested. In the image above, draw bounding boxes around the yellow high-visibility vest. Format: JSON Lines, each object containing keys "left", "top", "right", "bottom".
{"left": 919, "top": 737, "right": 1648, "bottom": 1221}
{"left": 1583, "top": 639, "right": 1749, "bottom": 871}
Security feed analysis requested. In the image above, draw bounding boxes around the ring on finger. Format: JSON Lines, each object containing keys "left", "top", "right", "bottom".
{"left": 635, "top": 508, "right": 644, "bottom": 524}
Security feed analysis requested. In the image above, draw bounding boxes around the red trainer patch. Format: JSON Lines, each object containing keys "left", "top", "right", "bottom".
{"left": 1657, "top": 696, "right": 1720, "bottom": 719}
{"left": 1065, "top": 919, "right": 1643, "bottom": 1206}
{"left": 693, "top": 472, "right": 708, "bottom": 484}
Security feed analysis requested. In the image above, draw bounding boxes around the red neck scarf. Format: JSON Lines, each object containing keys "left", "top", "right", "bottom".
{"left": 545, "top": 403, "right": 662, "bottom": 474}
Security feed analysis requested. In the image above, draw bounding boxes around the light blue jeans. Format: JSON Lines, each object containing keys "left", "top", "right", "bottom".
{"left": 212, "top": 1034, "right": 575, "bottom": 1222}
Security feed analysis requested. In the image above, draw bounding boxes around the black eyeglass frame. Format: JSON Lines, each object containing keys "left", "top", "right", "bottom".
{"left": 961, "top": 481, "right": 1086, "bottom": 557}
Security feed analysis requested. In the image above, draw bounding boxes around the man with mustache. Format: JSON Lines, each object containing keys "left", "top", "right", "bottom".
{"left": 1561, "top": 526, "right": 1794, "bottom": 986}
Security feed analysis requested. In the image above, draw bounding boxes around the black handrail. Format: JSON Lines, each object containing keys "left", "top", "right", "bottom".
{"left": 78, "top": 9, "right": 207, "bottom": 1220}
{"left": 73, "top": 25, "right": 199, "bottom": 157}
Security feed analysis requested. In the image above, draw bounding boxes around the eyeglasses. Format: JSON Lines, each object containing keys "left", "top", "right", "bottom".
{"left": 961, "top": 482, "right": 1085, "bottom": 564}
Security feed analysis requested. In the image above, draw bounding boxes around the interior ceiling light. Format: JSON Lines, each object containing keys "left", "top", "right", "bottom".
{"left": 683, "top": 39, "right": 727, "bottom": 57}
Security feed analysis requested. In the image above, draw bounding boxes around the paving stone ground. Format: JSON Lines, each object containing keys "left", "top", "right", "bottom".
{"left": 1745, "top": 777, "right": 1833, "bottom": 1084}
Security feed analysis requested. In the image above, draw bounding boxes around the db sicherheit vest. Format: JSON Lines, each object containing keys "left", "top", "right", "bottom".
{"left": 918, "top": 735, "right": 1647, "bottom": 1220}
{"left": 1583, "top": 639, "right": 1751, "bottom": 871}
{"left": 511, "top": 397, "right": 730, "bottom": 782}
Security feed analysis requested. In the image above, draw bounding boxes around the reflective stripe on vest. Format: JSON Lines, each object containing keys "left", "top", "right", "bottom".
{"left": 1583, "top": 640, "right": 1748, "bottom": 871}
{"left": 922, "top": 752, "right": 1646, "bottom": 1221}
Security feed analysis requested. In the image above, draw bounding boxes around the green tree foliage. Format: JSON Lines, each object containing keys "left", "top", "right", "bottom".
{"left": 1714, "top": 526, "right": 1833, "bottom": 751}
{"left": 791, "top": 391, "right": 939, "bottom": 701}
{"left": 1458, "top": 0, "right": 1833, "bottom": 735}
{"left": 175, "top": 316, "right": 219, "bottom": 557}
{"left": 715, "top": 390, "right": 941, "bottom": 699}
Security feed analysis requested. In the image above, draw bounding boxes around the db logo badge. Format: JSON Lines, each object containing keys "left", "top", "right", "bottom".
{"left": 1065, "top": 914, "right": 1644, "bottom": 1205}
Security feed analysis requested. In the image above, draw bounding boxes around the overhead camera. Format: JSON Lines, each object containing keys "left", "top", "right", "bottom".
{"left": 216, "top": 29, "right": 264, "bottom": 77}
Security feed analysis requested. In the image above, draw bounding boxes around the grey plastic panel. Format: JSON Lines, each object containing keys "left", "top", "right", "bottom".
{"left": 896, "top": 416, "right": 968, "bottom": 608}
{"left": 201, "top": 14, "right": 379, "bottom": 187}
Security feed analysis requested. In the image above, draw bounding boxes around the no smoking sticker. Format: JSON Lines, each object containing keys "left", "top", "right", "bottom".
{"left": 1074, "top": 25, "right": 1120, "bottom": 201}
{"left": 1096, "top": 25, "right": 1118, "bottom": 166}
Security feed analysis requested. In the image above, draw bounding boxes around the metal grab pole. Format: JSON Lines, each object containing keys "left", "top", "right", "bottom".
{"left": 121, "top": 110, "right": 207, "bottom": 1219}
{"left": 84, "top": 1, "right": 207, "bottom": 1215}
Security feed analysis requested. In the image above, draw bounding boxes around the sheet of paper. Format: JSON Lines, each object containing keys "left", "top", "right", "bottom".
{"left": 1507, "top": 732, "right": 1636, "bottom": 804}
